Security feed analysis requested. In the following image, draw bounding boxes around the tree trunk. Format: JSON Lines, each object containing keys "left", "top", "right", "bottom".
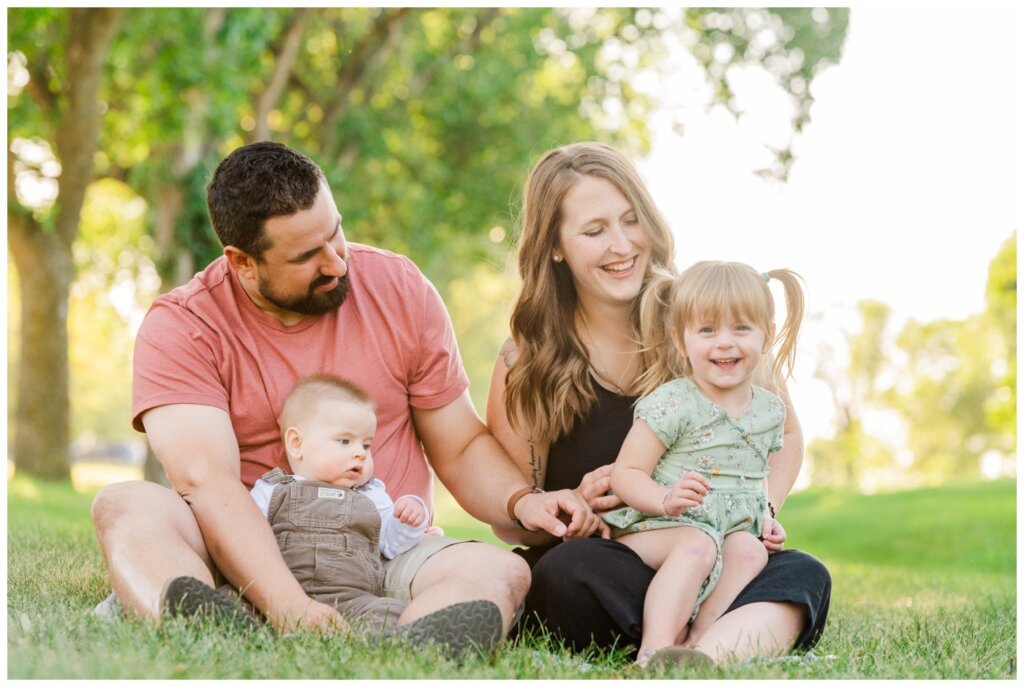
{"left": 7, "top": 8, "right": 122, "bottom": 480}
{"left": 8, "top": 217, "right": 73, "bottom": 479}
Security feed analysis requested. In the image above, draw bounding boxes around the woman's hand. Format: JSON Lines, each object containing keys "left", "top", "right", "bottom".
{"left": 575, "top": 464, "right": 622, "bottom": 512}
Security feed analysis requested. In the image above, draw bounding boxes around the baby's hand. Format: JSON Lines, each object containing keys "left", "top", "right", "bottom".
{"left": 394, "top": 496, "right": 426, "bottom": 528}
{"left": 662, "top": 471, "right": 710, "bottom": 517}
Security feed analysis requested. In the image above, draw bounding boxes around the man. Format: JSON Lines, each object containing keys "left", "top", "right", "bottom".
{"left": 91, "top": 142, "right": 600, "bottom": 654}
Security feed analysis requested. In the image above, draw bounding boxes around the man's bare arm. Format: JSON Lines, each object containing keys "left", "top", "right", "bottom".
{"left": 484, "top": 346, "right": 559, "bottom": 546}
{"left": 413, "top": 391, "right": 599, "bottom": 540}
{"left": 143, "top": 403, "right": 344, "bottom": 632}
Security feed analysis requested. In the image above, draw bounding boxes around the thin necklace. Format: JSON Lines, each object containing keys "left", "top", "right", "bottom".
{"left": 579, "top": 309, "right": 635, "bottom": 395}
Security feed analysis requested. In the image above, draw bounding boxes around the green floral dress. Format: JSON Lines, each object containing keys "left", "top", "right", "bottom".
{"left": 601, "top": 377, "right": 785, "bottom": 617}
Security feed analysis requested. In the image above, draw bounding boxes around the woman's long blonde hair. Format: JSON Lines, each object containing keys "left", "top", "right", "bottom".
{"left": 636, "top": 261, "right": 806, "bottom": 397}
{"left": 504, "top": 142, "right": 676, "bottom": 444}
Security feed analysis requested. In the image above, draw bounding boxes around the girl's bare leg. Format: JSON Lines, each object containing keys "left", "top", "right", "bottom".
{"left": 686, "top": 532, "right": 768, "bottom": 645}
{"left": 618, "top": 527, "right": 717, "bottom": 663}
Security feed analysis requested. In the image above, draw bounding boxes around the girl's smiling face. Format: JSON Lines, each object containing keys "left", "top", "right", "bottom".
{"left": 677, "top": 311, "right": 772, "bottom": 406}
{"left": 555, "top": 175, "right": 652, "bottom": 310}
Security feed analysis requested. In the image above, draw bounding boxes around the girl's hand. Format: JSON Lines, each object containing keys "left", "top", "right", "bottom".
{"left": 394, "top": 496, "right": 426, "bottom": 527}
{"left": 662, "top": 471, "right": 710, "bottom": 517}
{"left": 760, "top": 515, "right": 786, "bottom": 552}
{"left": 575, "top": 464, "right": 622, "bottom": 512}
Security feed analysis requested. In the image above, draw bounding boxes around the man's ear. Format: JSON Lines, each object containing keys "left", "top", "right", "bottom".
{"left": 284, "top": 426, "right": 303, "bottom": 462}
{"left": 224, "top": 246, "right": 257, "bottom": 282}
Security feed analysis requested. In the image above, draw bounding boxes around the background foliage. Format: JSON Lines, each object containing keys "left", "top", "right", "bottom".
{"left": 8, "top": 7, "right": 853, "bottom": 478}
{"left": 5, "top": 7, "right": 1015, "bottom": 493}
{"left": 808, "top": 235, "right": 1016, "bottom": 489}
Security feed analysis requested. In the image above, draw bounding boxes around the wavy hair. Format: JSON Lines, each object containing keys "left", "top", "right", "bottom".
{"left": 504, "top": 142, "right": 676, "bottom": 444}
{"left": 636, "top": 261, "right": 806, "bottom": 397}
{"left": 207, "top": 141, "right": 325, "bottom": 260}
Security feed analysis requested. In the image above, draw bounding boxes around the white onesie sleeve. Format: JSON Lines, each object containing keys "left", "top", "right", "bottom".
{"left": 362, "top": 478, "right": 428, "bottom": 559}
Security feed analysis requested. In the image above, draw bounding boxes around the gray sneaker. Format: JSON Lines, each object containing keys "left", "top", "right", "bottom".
{"left": 396, "top": 599, "right": 504, "bottom": 660}
{"left": 92, "top": 591, "right": 122, "bottom": 620}
{"left": 160, "top": 576, "right": 263, "bottom": 631}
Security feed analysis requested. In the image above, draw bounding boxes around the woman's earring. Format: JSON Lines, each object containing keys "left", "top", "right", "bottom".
{"left": 553, "top": 254, "right": 563, "bottom": 263}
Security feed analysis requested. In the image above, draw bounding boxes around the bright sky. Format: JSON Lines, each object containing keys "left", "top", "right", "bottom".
{"left": 637, "top": 5, "right": 1022, "bottom": 447}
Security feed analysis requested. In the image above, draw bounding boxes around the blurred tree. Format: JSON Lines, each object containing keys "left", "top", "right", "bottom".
{"left": 808, "top": 300, "right": 896, "bottom": 487}
{"left": 446, "top": 262, "right": 520, "bottom": 414}
{"left": 68, "top": 180, "right": 157, "bottom": 443}
{"left": 889, "top": 235, "right": 1016, "bottom": 480}
{"left": 981, "top": 234, "right": 1016, "bottom": 439}
{"left": 7, "top": 7, "right": 850, "bottom": 480}
{"left": 809, "top": 235, "right": 1016, "bottom": 488}
{"left": 683, "top": 7, "right": 849, "bottom": 181}
{"left": 100, "top": 8, "right": 290, "bottom": 289}
{"left": 7, "top": 8, "right": 124, "bottom": 479}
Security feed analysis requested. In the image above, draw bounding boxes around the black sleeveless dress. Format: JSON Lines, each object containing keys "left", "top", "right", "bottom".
{"left": 513, "top": 381, "right": 831, "bottom": 654}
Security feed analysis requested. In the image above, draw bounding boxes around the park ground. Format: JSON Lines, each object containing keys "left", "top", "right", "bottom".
{"left": 6, "top": 474, "right": 1016, "bottom": 679}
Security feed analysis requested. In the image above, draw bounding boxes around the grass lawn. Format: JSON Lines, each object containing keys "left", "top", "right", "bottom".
{"left": 6, "top": 474, "right": 1016, "bottom": 679}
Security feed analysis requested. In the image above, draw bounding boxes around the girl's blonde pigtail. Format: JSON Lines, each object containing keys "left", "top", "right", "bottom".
{"left": 765, "top": 268, "right": 806, "bottom": 383}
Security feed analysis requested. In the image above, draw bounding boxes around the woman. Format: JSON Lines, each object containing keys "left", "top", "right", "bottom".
{"left": 486, "top": 142, "right": 830, "bottom": 665}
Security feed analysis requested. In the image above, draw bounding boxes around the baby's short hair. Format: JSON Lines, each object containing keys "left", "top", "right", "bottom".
{"left": 279, "top": 374, "right": 375, "bottom": 441}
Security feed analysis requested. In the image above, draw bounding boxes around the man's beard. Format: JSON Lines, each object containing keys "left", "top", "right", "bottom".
{"left": 258, "top": 272, "right": 350, "bottom": 316}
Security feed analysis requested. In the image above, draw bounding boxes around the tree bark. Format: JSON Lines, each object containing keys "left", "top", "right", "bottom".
{"left": 7, "top": 8, "right": 123, "bottom": 480}
{"left": 8, "top": 214, "right": 73, "bottom": 479}
{"left": 252, "top": 8, "right": 312, "bottom": 142}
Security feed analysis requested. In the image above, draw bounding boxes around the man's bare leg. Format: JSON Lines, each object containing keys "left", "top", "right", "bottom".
{"left": 692, "top": 600, "right": 803, "bottom": 663}
{"left": 401, "top": 542, "right": 530, "bottom": 633}
{"left": 91, "top": 480, "right": 214, "bottom": 621}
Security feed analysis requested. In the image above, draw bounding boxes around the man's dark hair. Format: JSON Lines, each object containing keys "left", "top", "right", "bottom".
{"left": 206, "top": 141, "right": 326, "bottom": 260}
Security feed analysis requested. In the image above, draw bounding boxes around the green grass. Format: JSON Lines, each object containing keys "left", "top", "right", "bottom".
{"left": 7, "top": 475, "right": 1016, "bottom": 679}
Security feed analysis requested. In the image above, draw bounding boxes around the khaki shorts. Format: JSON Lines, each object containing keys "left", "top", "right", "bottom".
{"left": 381, "top": 535, "right": 467, "bottom": 602}
{"left": 210, "top": 535, "right": 469, "bottom": 611}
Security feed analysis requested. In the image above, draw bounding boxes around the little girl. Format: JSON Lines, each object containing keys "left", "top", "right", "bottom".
{"left": 601, "top": 260, "right": 805, "bottom": 667}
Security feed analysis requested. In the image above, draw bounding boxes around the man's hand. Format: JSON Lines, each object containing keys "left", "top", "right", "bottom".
{"left": 394, "top": 495, "right": 427, "bottom": 528}
{"left": 662, "top": 471, "right": 710, "bottom": 517}
{"left": 269, "top": 597, "right": 351, "bottom": 634}
{"left": 575, "top": 464, "right": 622, "bottom": 512}
{"left": 760, "top": 515, "right": 786, "bottom": 552}
{"left": 514, "top": 489, "right": 606, "bottom": 539}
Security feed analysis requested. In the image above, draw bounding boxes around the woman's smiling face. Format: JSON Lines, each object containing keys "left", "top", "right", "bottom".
{"left": 555, "top": 175, "right": 652, "bottom": 310}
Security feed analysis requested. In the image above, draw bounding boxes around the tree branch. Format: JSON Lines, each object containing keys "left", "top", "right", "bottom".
{"left": 332, "top": 9, "right": 499, "bottom": 165}
{"left": 24, "top": 60, "right": 58, "bottom": 113}
{"left": 317, "top": 8, "right": 411, "bottom": 143}
{"left": 53, "top": 7, "right": 123, "bottom": 246}
{"left": 252, "top": 7, "right": 313, "bottom": 142}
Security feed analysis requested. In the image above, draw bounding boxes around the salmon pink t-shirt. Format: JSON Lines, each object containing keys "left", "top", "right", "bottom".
{"left": 131, "top": 243, "right": 469, "bottom": 509}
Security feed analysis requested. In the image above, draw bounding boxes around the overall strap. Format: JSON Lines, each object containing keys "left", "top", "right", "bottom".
{"left": 260, "top": 467, "right": 295, "bottom": 486}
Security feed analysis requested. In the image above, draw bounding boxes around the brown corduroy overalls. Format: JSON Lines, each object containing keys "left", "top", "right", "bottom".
{"left": 262, "top": 468, "right": 405, "bottom": 632}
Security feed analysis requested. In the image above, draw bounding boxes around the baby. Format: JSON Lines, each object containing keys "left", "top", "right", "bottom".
{"left": 249, "top": 373, "right": 428, "bottom": 633}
